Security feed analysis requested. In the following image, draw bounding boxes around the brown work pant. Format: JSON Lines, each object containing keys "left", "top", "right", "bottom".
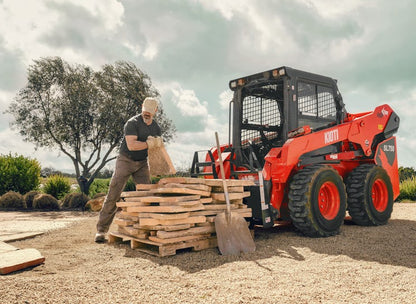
{"left": 96, "top": 154, "right": 150, "bottom": 233}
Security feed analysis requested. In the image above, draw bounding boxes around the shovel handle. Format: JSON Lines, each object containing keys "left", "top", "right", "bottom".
{"left": 215, "top": 132, "right": 231, "bottom": 216}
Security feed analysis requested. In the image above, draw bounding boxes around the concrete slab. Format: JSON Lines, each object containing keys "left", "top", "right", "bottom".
{"left": 0, "top": 211, "right": 90, "bottom": 243}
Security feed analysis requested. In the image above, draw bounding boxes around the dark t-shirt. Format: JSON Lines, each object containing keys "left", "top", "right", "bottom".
{"left": 119, "top": 114, "right": 161, "bottom": 161}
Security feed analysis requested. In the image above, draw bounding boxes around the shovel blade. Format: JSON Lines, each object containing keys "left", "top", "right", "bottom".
{"left": 215, "top": 213, "right": 256, "bottom": 255}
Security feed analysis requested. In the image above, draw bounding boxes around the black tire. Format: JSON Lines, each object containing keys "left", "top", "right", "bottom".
{"left": 346, "top": 164, "right": 393, "bottom": 226}
{"left": 288, "top": 165, "right": 347, "bottom": 237}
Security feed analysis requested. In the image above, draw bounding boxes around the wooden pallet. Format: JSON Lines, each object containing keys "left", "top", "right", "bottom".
{"left": 108, "top": 232, "right": 217, "bottom": 257}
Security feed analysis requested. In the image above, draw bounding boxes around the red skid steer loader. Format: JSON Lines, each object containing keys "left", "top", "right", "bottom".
{"left": 191, "top": 66, "right": 400, "bottom": 237}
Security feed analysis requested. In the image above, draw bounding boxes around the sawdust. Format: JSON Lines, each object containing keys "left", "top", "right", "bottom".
{"left": 1, "top": 203, "right": 416, "bottom": 304}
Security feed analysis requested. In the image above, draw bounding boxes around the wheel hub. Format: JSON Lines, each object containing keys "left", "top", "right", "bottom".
{"left": 372, "top": 179, "right": 388, "bottom": 212}
{"left": 318, "top": 181, "right": 340, "bottom": 220}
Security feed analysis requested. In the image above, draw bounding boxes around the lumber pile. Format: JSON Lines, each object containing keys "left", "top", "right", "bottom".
{"left": 109, "top": 177, "right": 255, "bottom": 256}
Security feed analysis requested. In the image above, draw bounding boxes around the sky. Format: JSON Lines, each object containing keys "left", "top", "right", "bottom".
{"left": 0, "top": 0, "right": 415, "bottom": 173}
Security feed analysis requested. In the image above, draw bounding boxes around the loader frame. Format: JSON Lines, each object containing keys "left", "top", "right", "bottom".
{"left": 191, "top": 66, "right": 400, "bottom": 235}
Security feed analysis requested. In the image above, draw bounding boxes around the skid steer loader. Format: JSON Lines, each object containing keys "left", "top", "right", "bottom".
{"left": 191, "top": 66, "right": 400, "bottom": 237}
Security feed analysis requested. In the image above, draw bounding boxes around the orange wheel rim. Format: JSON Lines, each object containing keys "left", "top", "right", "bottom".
{"left": 372, "top": 179, "right": 388, "bottom": 212}
{"left": 318, "top": 182, "right": 340, "bottom": 220}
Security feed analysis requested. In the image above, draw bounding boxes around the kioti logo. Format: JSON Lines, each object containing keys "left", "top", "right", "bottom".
{"left": 324, "top": 129, "right": 339, "bottom": 144}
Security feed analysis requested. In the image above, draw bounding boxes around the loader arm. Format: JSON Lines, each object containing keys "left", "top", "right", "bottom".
{"left": 263, "top": 104, "right": 400, "bottom": 212}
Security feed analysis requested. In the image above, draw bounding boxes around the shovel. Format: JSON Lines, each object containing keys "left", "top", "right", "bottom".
{"left": 214, "top": 132, "right": 256, "bottom": 255}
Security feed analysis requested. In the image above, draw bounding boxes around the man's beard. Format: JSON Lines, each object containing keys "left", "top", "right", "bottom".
{"left": 143, "top": 114, "right": 152, "bottom": 124}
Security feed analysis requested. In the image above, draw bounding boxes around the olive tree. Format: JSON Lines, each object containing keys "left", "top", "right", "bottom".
{"left": 8, "top": 57, "right": 175, "bottom": 194}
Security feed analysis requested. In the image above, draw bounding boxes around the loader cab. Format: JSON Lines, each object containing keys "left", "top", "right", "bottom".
{"left": 229, "top": 66, "right": 346, "bottom": 172}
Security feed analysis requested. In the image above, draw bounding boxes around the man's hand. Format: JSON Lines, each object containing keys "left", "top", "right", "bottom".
{"left": 146, "top": 136, "right": 163, "bottom": 149}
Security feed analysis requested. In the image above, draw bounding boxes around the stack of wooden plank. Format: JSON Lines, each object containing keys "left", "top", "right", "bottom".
{"left": 109, "top": 177, "right": 255, "bottom": 257}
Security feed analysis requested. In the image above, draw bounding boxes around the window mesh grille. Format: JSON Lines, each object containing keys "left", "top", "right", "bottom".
{"left": 298, "top": 82, "right": 336, "bottom": 128}
{"left": 241, "top": 85, "right": 281, "bottom": 145}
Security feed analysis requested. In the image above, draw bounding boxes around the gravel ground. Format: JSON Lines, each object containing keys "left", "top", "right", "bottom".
{"left": 1, "top": 203, "right": 416, "bottom": 304}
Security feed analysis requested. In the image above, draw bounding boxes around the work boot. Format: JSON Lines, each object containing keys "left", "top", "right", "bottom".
{"left": 94, "top": 232, "right": 106, "bottom": 243}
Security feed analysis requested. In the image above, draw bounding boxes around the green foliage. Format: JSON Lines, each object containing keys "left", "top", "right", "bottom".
{"left": 88, "top": 177, "right": 137, "bottom": 196}
{"left": 43, "top": 175, "right": 71, "bottom": 199}
{"left": 0, "top": 153, "right": 41, "bottom": 195}
{"left": 61, "top": 192, "right": 89, "bottom": 209}
{"left": 32, "top": 194, "right": 60, "bottom": 210}
{"left": 88, "top": 178, "right": 110, "bottom": 198}
{"left": 397, "top": 177, "right": 416, "bottom": 201}
{"left": 0, "top": 191, "right": 26, "bottom": 210}
{"left": 124, "top": 177, "right": 136, "bottom": 191}
{"left": 23, "top": 190, "right": 41, "bottom": 209}
{"left": 399, "top": 166, "right": 416, "bottom": 182}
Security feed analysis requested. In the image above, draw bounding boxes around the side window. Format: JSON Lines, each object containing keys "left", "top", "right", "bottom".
{"left": 297, "top": 81, "right": 336, "bottom": 130}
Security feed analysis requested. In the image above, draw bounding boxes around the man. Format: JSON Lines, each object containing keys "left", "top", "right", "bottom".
{"left": 95, "top": 97, "right": 163, "bottom": 243}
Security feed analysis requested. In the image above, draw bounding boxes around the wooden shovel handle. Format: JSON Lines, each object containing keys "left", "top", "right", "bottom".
{"left": 215, "top": 132, "right": 231, "bottom": 216}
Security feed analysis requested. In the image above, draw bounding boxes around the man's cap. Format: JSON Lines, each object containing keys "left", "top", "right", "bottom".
{"left": 142, "top": 97, "right": 158, "bottom": 115}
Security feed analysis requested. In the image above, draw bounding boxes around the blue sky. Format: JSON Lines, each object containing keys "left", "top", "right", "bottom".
{"left": 0, "top": 0, "right": 415, "bottom": 172}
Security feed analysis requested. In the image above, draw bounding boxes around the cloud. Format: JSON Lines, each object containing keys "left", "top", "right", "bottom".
{"left": 171, "top": 84, "right": 208, "bottom": 117}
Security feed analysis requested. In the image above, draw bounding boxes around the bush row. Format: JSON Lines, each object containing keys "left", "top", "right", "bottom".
{"left": 0, "top": 175, "right": 140, "bottom": 211}
{"left": 0, "top": 191, "right": 91, "bottom": 211}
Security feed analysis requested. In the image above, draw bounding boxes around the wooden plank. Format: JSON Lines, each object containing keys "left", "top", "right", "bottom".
{"left": 116, "top": 212, "right": 140, "bottom": 221}
{"left": 152, "top": 187, "right": 211, "bottom": 197}
{"left": 113, "top": 218, "right": 135, "bottom": 226}
{"left": 148, "top": 234, "right": 211, "bottom": 244}
{"left": 120, "top": 191, "right": 154, "bottom": 198}
{"left": 127, "top": 204, "right": 204, "bottom": 213}
{"left": 0, "top": 232, "right": 44, "bottom": 243}
{"left": 191, "top": 210, "right": 220, "bottom": 216}
{"left": 133, "top": 223, "right": 192, "bottom": 231}
{"left": 203, "top": 179, "right": 255, "bottom": 187}
{"left": 117, "top": 200, "right": 148, "bottom": 206}
{"left": 158, "top": 177, "right": 207, "bottom": 185}
{"left": 138, "top": 215, "right": 206, "bottom": 226}
{"left": 200, "top": 197, "right": 213, "bottom": 204}
{"left": 158, "top": 200, "right": 202, "bottom": 207}
{"left": 161, "top": 183, "right": 211, "bottom": 192}
{"left": 139, "top": 212, "right": 190, "bottom": 220}
{"left": 117, "top": 226, "right": 149, "bottom": 239}
{"left": 211, "top": 191, "right": 251, "bottom": 201}
{"left": 118, "top": 211, "right": 140, "bottom": 218}
{"left": 0, "top": 248, "right": 45, "bottom": 275}
{"left": 124, "top": 195, "right": 201, "bottom": 204}
{"left": 203, "top": 204, "right": 239, "bottom": 210}
{"left": 0, "top": 241, "right": 18, "bottom": 254}
{"left": 108, "top": 232, "right": 133, "bottom": 243}
{"left": 212, "top": 199, "right": 244, "bottom": 205}
{"left": 156, "top": 226, "right": 215, "bottom": 239}
{"left": 136, "top": 184, "right": 159, "bottom": 190}
{"left": 212, "top": 186, "right": 244, "bottom": 193}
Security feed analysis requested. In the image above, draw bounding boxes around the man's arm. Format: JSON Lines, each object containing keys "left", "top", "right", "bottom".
{"left": 125, "top": 135, "right": 148, "bottom": 151}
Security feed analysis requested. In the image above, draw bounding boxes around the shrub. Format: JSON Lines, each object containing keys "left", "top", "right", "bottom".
{"left": 0, "top": 153, "right": 41, "bottom": 195}
{"left": 93, "top": 192, "right": 106, "bottom": 199}
{"left": 85, "top": 197, "right": 105, "bottom": 212}
{"left": 399, "top": 166, "right": 416, "bottom": 182}
{"left": 397, "top": 177, "right": 416, "bottom": 201}
{"left": 23, "top": 191, "right": 41, "bottom": 209}
{"left": 124, "top": 177, "right": 135, "bottom": 191}
{"left": 88, "top": 179, "right": 110, "bottom": 198}
{"left": 0, "top": 191, "right": 26, "bottom": 210}
{"left": 32, "top": 194, "right": 60, "bottom": 210}
{"left": 43, "top": 175, "right": 71, "bottom": 199}
{"left": 61, "top": 192, "right": 89, "bottom": 209}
